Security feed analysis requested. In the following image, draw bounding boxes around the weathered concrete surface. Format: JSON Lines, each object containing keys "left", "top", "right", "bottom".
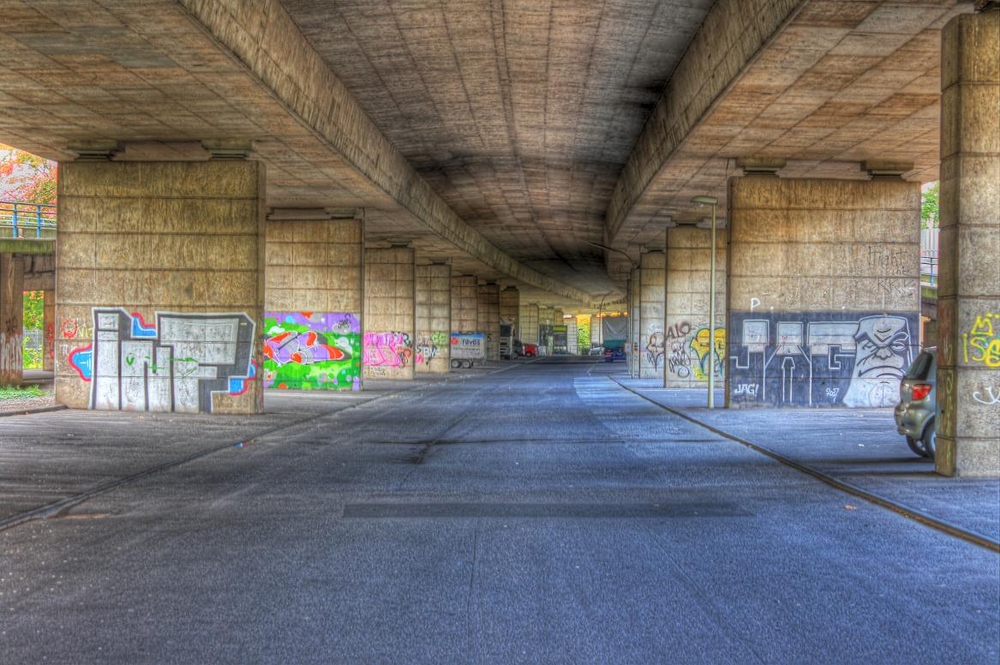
{"left": 478, "top": 283, "right": 501, "bottom": 362}
{"left": 638, "top": 251, "right": 665, "bottom": 379}
{"left": 519, "top": 302, "right": 539, "bottom": 345}
{"left": 665, "top": 227, "right": 727, "bottom": 389}
{"left": 936, "top": 10, "right": 1000, "bottom": 477}
{"left": 55, "top": 160, "right": 266, "bottom": 414}
{"left": 451, "top": 274, "right": 478, "bottom": 334}
{"left": 415, "top": 263, "right": 451, "bottom": 375}
{"left": 726, "top": 176, "right": 921, "bottom": 409}
{"left": 0, "top": 254, "right": 25, "bottom": 386}
{"left": 609, "top": 0, "right": 972, "bottom": 277}
{"left": 363, "top": 247, "right": 415, "bottom": 381}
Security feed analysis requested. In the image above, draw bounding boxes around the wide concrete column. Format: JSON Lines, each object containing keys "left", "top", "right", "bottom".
{"left": 43, "top": 289, "right": 54, "bottom": 372}
{"left": 629, "top": 267, "right": 641, "bottom": 377}
{"left": 265, "top": 214, "right": 363, "bottom": 391}
{"left": 520, "top": 303, "right": 539, "bottom": 345}
{"left": 478, "top": 282, "right": 501, "bottom": 361}
{"left": 500, "top": 286, "right": 520, "bottom": 333}
{"left": 638, "top": 251, "right": 666, "bottom": 379}
{"left": 727, "top": 176, "right": 920, "bottom": 408}
{"left": 0, "top": 254, "right": 25, "bottom": 386}
{"left": 415, "top": 264, "right": 451, "bottom": 374}
{"left": 364, "top": 247, "right": 415, "bottom": 380}
{"left": 665, "top": 227, "right": 727, "bottom": 388}
{"left": 451, "top": 274, "right": 478, "bottom": 333}
{"left": 57, "top": 160, "right": 265, "bottom": 414}
{"left": 937, "top": 9, "right": 1000, "bottom": 476}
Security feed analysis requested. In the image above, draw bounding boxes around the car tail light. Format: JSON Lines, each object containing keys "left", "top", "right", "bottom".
{"left": 911, "top": 384, "right": 932, "bottom": 401}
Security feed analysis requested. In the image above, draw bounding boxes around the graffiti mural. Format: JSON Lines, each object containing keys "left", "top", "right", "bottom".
{"left": 263, "top": 312, "right": 360, "bottom": 391}
{"left": 728, "top": 311, "right": 917, "bottom": 408}
{"left": 664, "top": 320, "right": 725, "bottom": 383}
{"left": 364, "top": 331, "right": 413, "bottom": 376}
{"left": 645, "top": 331, "right": 665, "bottom": 370}
{"left": 963, "top": 312, "right": 1000, "bottom": 368}
{"left": 415, "top": 331, "right": 448, "bottom": 366}
{"left": 67, "top": 308, "right": 256, "bottom": 413}
{"left": 689, "top": 327, "right": 726, "bottom": 381}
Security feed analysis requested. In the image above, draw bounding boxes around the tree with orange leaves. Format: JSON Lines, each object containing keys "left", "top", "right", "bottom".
{"left": 0, "top": 144, "right": 57, "bottom": 204}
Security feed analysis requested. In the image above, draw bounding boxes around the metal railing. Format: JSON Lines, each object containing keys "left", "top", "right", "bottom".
{"left": 0, "top": 200, "right": 57, "bottom": 238}
{"left": 921, "top": 227, "right": 939, "bottom": 287}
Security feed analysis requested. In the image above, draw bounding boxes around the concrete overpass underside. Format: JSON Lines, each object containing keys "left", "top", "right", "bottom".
{"left": 0, "top": 1, "right": 996, "bottom": 474}
{"left": 0, "top": 0, "right": 972, "bottom": 302}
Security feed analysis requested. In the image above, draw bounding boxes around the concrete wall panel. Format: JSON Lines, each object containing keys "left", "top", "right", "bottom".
{"left": 727, "top": 176, "right": 921, "bottom": 409}
{"left": 56, "top": 160, "right": 265, "bottom": 414}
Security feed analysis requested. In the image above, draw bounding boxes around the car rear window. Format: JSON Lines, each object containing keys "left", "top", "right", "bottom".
{"left": 905, "top": 351, "right": 934, "bottom": 380}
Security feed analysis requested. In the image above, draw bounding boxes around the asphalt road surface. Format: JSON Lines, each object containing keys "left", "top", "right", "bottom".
{"left": 1, "top": 357, "right": 997, "bottom": 664}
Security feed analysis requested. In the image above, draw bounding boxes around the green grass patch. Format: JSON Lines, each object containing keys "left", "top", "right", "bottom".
{"left": 0, "top": 384, "right": 50, "bottom": 400}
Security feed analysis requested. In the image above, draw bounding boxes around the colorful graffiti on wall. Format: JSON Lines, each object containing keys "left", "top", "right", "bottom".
{"left": 67, "top": 308, "right": 256, "bottom": 413}
{"left": 415, "top": 331, "right": 448, "bottom": 366}
{"left": 263, "top": 312, "right": 360, "bottom": 391}
{"left": 364, "top": 331, "right": 413, "bottom": 377}
{"left": 729, "top": 311, "right": 917, "bottom": 408}
{"left": 664, "top": 320, "right": 726, "bottom": 382}
{"left": 963, "top": 312, "right": 1000, "bottom": 369}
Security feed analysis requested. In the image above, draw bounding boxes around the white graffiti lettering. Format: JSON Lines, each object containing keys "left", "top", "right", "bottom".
{"left": 972, "top": 386, "right": 1000, "bottom": 406}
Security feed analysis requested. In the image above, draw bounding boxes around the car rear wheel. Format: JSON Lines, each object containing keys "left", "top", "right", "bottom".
{"left": 905, "top": 435, "right": 928, "bottom": 458}
{"left": 921, "top": 420, "right": 936, "bottom": 461}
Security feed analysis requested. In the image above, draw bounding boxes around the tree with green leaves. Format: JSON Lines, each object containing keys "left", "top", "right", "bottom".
{"left": 921, "top": 181, "right": 939, "bottom": 229}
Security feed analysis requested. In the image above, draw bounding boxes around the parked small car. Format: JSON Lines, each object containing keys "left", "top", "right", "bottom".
{"left": 894, "top": 347, "right": 936, "bottom": 459}
{"left": 521, "top": 343, "right": 538, "bottom": 357}
{"left": 604, "top": 345, "right": 625, "bottom": 362}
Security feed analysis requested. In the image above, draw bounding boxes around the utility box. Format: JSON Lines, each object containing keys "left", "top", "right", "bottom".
{"left": 450, "top": 332, "right": 486, "bottom": 368}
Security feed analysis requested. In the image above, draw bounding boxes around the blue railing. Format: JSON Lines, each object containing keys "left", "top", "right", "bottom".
{"left": 0, "top": 200, "right": 57, "bottom": 238}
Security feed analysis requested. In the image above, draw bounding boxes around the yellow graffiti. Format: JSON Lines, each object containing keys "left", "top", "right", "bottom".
{"left": 963, "top": 313, "right": 1000, "bottom": 368}
{"left": 689, "top": 328, "right": 726, "bottom": 380}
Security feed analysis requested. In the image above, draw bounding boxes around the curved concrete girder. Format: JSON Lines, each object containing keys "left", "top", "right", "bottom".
{"left": 606, "top": 0, "right": 803, "bottom": 244}
{"left": 179, "top": 0, "right": 596, "bottom": 306}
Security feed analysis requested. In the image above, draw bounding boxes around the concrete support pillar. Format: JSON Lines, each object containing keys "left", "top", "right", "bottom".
{"left": 665, "top": 227, "right": 727, "bottom": 388}
{"left": 639, "top": 251, "right": 666, "bottom": 379}
{"left": 0, "top": 254, "right": 24, "bottom": 386}
{"left": 936, "top": 10, "right": 1000, "bottom": 476}
{"left": 364, "top": 247, "right": 415, "bottom": 380}
{"left": 43, "top": 289, "right": 54, "bottom": 372}
{"left": 478, "top": 282, "right": 501, "bottom": 361}
{"left": 727, "top": 176, "right": 920, "bottom": 408}
{"left": 56, "top": 160, "right": 265, "bottom": 414}
{"left": 629, "top": 267, "right": 641, "bottom": 377}
{"left": 520, "top": 303, "right": 539, "bottom": 345}
{"left": 451, "top": 275, "right": 478, "bottom": 333}
{"left": 500, "top": 286, "right": 520, "bottom": 334}
{"left": 415, "top": 264, "right": 451, "bottom": 374}
{"left": 265, "top": 215, "right": 363, "bottom": 391}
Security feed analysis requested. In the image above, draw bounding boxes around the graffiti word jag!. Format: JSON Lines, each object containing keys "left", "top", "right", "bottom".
{"left": 733, "top": 383, "right": 759, "bottom": 398}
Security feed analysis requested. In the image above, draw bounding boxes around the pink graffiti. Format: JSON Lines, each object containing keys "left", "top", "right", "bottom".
{"left": 363, "top": 331, "right": 413, "bottom": 368}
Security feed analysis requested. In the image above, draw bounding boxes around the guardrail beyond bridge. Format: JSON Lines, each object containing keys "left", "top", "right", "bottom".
{"left": 0, "top": 201, "right": 57, "bottom": 239}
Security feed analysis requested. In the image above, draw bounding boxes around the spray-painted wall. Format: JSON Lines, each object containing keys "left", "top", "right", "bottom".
{"left": 68, "top": 308, "right": 256, "bottom": 413}
{"left": 264, "top": 312, "right": 361, "bottom": 391}
{"left": 727, "top": 176, "right": 921, "bottom": 408}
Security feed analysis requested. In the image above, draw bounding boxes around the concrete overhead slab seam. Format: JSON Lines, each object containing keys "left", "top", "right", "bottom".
{"left": 0, "top": 364, "right": 517, "bottom": 533}
{"left": 608, "top": 376, "right": 1000, "bottom": 554}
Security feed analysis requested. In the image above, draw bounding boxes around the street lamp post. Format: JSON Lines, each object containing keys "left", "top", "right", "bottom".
{"left": 692, "top": 195, "right": 718, "bottom": 409}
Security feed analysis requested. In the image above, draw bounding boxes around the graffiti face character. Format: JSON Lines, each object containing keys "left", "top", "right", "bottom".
{"left": 842, "top": 315, "right": 910, "bottom": 408}
{"left": 853, "top": 316, "right": 910, "bottom": 379}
